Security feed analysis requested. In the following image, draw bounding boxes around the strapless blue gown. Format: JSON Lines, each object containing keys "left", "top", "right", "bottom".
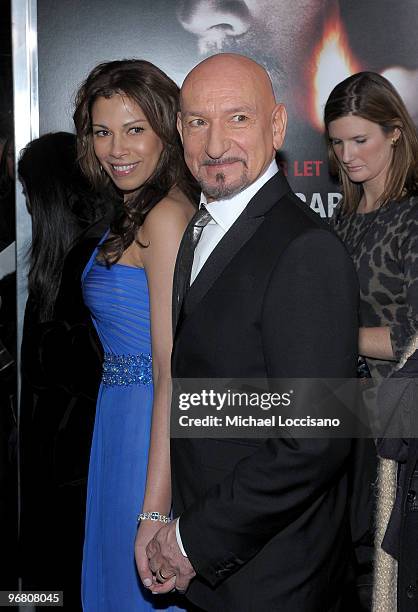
{"left": 81, "top": 247, "right": 183, "bottom": 611}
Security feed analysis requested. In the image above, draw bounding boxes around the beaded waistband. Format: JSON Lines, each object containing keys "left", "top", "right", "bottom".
{"left": 102, "top": 352, "right": 152, "bottom": 387}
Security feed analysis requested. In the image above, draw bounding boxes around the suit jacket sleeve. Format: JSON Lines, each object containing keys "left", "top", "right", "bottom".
{"left": 178, "top": 228, "right": 359, "bottom": 586}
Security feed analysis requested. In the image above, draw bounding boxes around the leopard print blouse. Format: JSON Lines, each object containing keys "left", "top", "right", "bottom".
{"left": 330, "top": 195, "right": 418, "bottom": 379}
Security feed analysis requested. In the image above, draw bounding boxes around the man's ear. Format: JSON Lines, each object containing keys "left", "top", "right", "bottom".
{"left": 177, "top": 112, "right": 184, "bottom": 144}
{"left": 272, "top": 104, "right": 287, "bottom": 151}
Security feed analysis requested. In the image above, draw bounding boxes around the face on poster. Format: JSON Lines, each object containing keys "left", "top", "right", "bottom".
{"left": 37, "top": 0, "right": 418, "bottom": 218}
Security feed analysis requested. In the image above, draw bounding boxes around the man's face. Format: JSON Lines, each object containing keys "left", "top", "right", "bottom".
{"left": 177, "top": 0, "right": 328, "bottom": 101}
{"left": 177, "top": 59, "right": 286, "bottom": 201}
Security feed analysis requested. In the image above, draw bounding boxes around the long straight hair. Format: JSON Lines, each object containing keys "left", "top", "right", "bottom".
{"left": 0, "top": 137, "right": 13, "bottom": 198}
{"left": 18, "top": 132, "right": 109, "bottom": 321}
{"left": 0, "top": 113, "right": 13, "bottom": 198}
{"left": 324, "top": 71, "right": 418, "bottom": 213}
{"left": 73, "top": 59, "right": 198, "bottom": 265}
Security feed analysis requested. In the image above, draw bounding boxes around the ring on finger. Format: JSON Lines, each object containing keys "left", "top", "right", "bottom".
{"left": 156, "top": 568, "right": 172, "bottom": 583}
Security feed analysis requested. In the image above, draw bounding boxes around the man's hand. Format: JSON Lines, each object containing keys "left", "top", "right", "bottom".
{"left": 146, "top": 519, "right": 196, "bottom": 594}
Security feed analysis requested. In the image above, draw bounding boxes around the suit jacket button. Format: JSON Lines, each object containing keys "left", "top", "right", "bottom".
{"left": 406, "top": 584, "right": 416, "bottom": 599}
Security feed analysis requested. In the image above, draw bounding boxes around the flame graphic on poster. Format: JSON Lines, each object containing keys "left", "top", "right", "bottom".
{"left": 310, "top": 14, "right": 361, "bottom": 131}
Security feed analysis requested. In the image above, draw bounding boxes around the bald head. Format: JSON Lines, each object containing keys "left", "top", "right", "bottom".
{"left": 181, "top": 53, "right": 277, "bottom": 111}
{"left": 178, "top": 53, "right": 287, "bottom": 201}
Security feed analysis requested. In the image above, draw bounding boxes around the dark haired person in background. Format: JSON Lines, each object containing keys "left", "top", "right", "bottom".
{"left": 19, "top": 132, "right": 111, "bottom": 321}
{"left": 325, "top": 71, "right": 418, "bottom": 612}
{"left": 19, "top": 132, "right": 116, "bottom": 610}
{"left": 0, "top": 113, "right": 14, "bottom": 251}
{"left": 73, "top": 59, "right": 196, "bottom": 611}
{"left": 0, "top": 113, "right": 17, "bottom": 590}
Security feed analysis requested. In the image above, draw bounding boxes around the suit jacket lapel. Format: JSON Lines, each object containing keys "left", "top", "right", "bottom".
{"left": 180, "top": 171, "right": 292, "bottom": 323}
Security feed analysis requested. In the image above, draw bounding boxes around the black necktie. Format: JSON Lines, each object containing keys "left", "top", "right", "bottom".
{"left": 172, "top": 206, "right": 212, "bottom": 332}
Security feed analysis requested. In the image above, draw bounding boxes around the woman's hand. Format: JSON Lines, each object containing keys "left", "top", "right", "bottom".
{"left": 135, "top": 519, "right": 167, "bottom": 588}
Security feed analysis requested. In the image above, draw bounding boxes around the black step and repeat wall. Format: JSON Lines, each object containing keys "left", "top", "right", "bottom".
{"left": 36, "top": 0, "right": 418, "bottom": 217}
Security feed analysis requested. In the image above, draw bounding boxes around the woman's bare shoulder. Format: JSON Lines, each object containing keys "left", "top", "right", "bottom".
{"left": 143, "top": 188, "right": 196, "bottom": 233}
{"left": 138, "top": 189, "right": 195, "bottom": 247}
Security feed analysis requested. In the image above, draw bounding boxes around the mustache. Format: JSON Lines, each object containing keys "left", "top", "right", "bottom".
{"left": 201, "top": 157, "right": 247, "bottom": 168}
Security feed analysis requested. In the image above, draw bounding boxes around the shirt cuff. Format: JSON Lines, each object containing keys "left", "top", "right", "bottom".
{"left": 175, "top": 517, "right": 188, "bottom": 557}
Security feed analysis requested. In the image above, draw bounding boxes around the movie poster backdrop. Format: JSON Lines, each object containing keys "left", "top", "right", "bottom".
{"left": 36, "top": 0, "right": 418, "bottom": 219}
{"left": 11, "top": 0, "right": 418, "bottom": 598}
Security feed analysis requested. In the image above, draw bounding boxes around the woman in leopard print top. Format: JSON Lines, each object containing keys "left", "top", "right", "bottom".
{"left": 324, "top": 72, "right": 418, "bottom": 612}
{"left": 330, "top": 194, "right": 418, "bottom": 380}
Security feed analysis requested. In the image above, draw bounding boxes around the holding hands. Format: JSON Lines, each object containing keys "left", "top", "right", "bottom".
{"left": 135, "top": 519, "right": 196, "bottom": 594}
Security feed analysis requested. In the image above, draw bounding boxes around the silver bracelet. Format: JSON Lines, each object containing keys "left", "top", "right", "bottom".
{"left": 137, "top": 511, "right": 171, "bottom": 524}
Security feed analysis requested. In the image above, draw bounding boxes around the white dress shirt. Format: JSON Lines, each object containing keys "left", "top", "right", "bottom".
{"left": 190, "top": 159, "right": 278, "bottom": 284}
{"left": 176, "top": 158, "right": 279, "bottom": 557}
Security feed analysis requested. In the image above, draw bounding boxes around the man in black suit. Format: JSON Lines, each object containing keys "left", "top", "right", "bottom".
{"left": 144, "top": 53, "right": 359, "bottom": 611}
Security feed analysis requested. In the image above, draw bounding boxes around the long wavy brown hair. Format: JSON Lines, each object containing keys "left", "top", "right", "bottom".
{"left": 74, "top": 59, "right": 197, "bottom": 264}
{"left": 324, "top": 71, "right": 418, "bottom": 213}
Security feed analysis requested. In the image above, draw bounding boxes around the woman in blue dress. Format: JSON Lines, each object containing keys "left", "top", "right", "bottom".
{"left": 73, "top": 59, "right": 196, "bottom": 611}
